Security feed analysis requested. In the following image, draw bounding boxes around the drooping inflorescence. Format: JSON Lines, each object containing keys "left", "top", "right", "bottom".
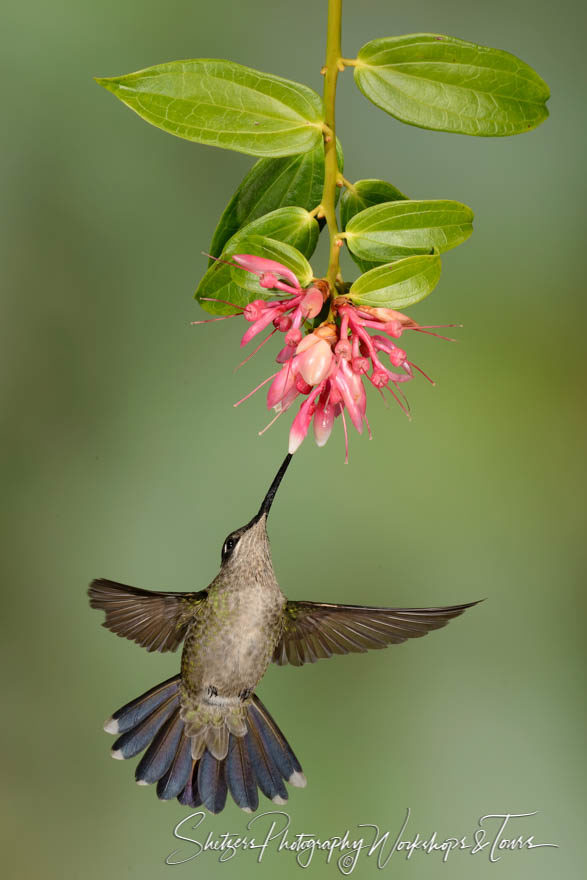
{"left": 193, "top": 254, "right": 454, "bottom": 461}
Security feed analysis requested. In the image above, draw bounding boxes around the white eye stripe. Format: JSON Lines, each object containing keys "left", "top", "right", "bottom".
{"left": 222, "top": 536, "right": 239, "bottom": 559}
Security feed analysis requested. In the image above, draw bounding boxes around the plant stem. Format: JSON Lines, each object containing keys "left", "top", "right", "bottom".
{"left": 321, "top": 0, "right": 343, "bottom": 296}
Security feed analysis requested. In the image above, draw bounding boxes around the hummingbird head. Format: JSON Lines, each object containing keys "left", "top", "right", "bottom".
{"left": 219, "top": 454, "right": 292, "bottom": 573}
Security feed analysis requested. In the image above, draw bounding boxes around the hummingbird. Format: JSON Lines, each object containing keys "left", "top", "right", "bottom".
{"left": 89, "top": 454, "right": 478, "bottom": 814}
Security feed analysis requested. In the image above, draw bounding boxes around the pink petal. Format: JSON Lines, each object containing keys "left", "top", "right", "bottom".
{"left": 300, "top": 287, "right": 324, "bottom": 319}
{"left": 288, "top": 383, "right": 325, "bottom": 453}
{"left": 313, "top": 394, "right": 335, "bottom": 447}
{"left": 333, "top": 362, "right": 365, "bottom": 434}
{"left": 278, "top": 385, "right": 301, "bottom": 413}
{"left": 232, "top": 254, "right": 301, "bottom": 290}
{"left": 267, "top": 364, "right": 296, "bottom": 409}
{"left": 276, "top": 344, "right": 296, "bottom": 364}
{"left": 241, "top": 309, "right": 278, "bottom": 347}
{"left": 288, "top": 397, "right": 315, "bottom": 454}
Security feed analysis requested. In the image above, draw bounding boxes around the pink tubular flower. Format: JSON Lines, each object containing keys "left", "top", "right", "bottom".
{"left": 231, "top": 254, "right": 301, "bottom": 291}
{"left": 194, "top": 253, "right": 454, "bottom": 460}
{"left": 313, "top": 390, "right": 335, "bottom": 447}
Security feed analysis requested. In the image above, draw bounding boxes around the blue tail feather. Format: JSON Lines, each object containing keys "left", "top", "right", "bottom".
{"left": 197, "top": 750, "right": 228, "bottom": 814}
{"left": 245, "top": 725, "right": 288, "bottom": 802}
{"left": 177, "top": 762, "right": 202, "bottom": 808}
{"left": 226, "top": 734, "right": 259, "bottom": 811}
{"left": 111, "top": 675, "right": 180, "bottom": 734}
{"left": 157, "top": 734, "right": 193, "bottom": 800}
{"left": 248, "top": 698, "right": 297, "bottom": 781}
{"left": 135, "top": 710, "right": 184, "bottom": 784}
{"left": 112, "top": 695, "right": 177, "bottom": 759}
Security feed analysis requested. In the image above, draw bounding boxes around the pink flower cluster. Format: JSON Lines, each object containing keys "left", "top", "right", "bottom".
{"left": 196, "top": 254, "right": 446, "bottom": 460}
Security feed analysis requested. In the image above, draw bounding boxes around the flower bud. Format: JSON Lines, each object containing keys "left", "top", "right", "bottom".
{"left": 388, "top": 347, "right": 406, "bottom": 367}
{"left": 383, "top": 320, "right": 403, "bottom": 339}
{"left": 296, "top": 338, "right": 333, "bottom": 387}
{"left": 285, "top": 327, "right": 302, "bottom": 348}
{"left": 244, "top": 300, "right": 268, "bottom": 322}
{"left": 370, "top": 370, "right": 389, "bottom": 389}
{"left": 300, "top": 287, "right": 324, "bottom": 319}
{"left": 274, "top": 314, "right": 292, "bottom": 332}
{"left": 370, "top": 335, "right": 406, "bottom": 366}
{"left": 335, "top": 339, "right": 351, "bottom": 359}
{"left": 352, "top": 357, "right": 369, "bottom": 375}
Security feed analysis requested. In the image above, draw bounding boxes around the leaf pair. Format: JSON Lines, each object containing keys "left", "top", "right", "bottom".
{"left": 97, "top": 35, "right": 549, "bottom": 157}
{"left": 339, "top": 180, "right": 472, "bottom": 309}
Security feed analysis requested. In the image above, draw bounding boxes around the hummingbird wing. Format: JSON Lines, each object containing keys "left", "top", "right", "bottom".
{"left": 273, "top": 600, "right": 480, "bottom": 666}
{"left": 88, "top": 579, "right": 207, "bottom": 653}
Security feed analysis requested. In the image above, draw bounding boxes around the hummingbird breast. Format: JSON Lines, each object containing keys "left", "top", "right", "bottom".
{"left": 180, "top": 578, "right": 286, "bottom": 702}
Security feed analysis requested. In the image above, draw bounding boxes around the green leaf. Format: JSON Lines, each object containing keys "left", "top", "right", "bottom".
{"left": 226, "top": 206, "right": 319, "bottom": 259}
{"left": 340, "top": 179, "right": 409, "bottom": 274}
{"left": 97, "top": 59, "right": 324, "bottom": 157}
{"left": 229, "top": 235, "right": 313, "bottom": 294}
{"left": 349, "top": 254, "right": 442, "bottom": 309}
{"left": 340, "top": 179, "right": 408, "bottom": 230}
{"left": 354, "top": 34, "right": 549, "bottom": 137}
{"left": 209, "top": 140, "right": 344, "bottom": 260}
{"left": 345, "top": 199, "right": 473, "bottom": 261}
{"left": 196, "top": 207, "right": 317, "bottom": 315}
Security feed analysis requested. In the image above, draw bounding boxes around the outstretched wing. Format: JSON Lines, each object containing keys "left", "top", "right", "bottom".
{"left": 273, "top": 600, "right": 480, "bottom": 667}
{"left": 88, "top": 579, "right": 207, "bottom": 653}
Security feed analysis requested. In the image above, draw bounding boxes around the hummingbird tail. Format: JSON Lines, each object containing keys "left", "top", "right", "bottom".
{"left": 102, "top": 682, "right": 305, "bottom": 813}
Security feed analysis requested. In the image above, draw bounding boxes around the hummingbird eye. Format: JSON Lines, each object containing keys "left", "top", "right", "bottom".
{"left": 221, "top": 535, "right": 239, "bottom": 561}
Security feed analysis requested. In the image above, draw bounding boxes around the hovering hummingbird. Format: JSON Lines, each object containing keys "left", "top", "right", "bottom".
{"left": 89, "top": 454, "right": 478, "bottom": 814}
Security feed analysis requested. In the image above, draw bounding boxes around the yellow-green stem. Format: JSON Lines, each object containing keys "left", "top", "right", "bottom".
{"left": 321, "top": 0, "right": 343, "bottom": 297}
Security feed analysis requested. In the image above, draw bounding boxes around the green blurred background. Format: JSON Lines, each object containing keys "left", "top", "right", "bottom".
{"left": 2, "top": 0, "right": 585, "bottom": 877}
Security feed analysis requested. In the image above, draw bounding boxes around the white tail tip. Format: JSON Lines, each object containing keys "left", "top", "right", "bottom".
{"left": 136, "top": 779, "right": 149, "bottom": 786}
{"left": 289, "top": 770, "right": 307, "bottom": 788}
{"left": 111, "top": 749, "right": 124, "bottom": 761}
{"left": 103, "top": 717, "right": 119, "bottom": 734}
{"left": 272, "top": 795, "right": 288, "bottom": 805}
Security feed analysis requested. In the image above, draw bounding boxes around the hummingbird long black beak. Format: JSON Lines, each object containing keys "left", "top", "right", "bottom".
{"left": 255, "top": 453, "right": 293, "bottom": 521}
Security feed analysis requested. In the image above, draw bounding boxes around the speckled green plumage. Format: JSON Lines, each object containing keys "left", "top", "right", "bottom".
{"left": 177, "top": 515, "right": 286, "bottom": 758}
